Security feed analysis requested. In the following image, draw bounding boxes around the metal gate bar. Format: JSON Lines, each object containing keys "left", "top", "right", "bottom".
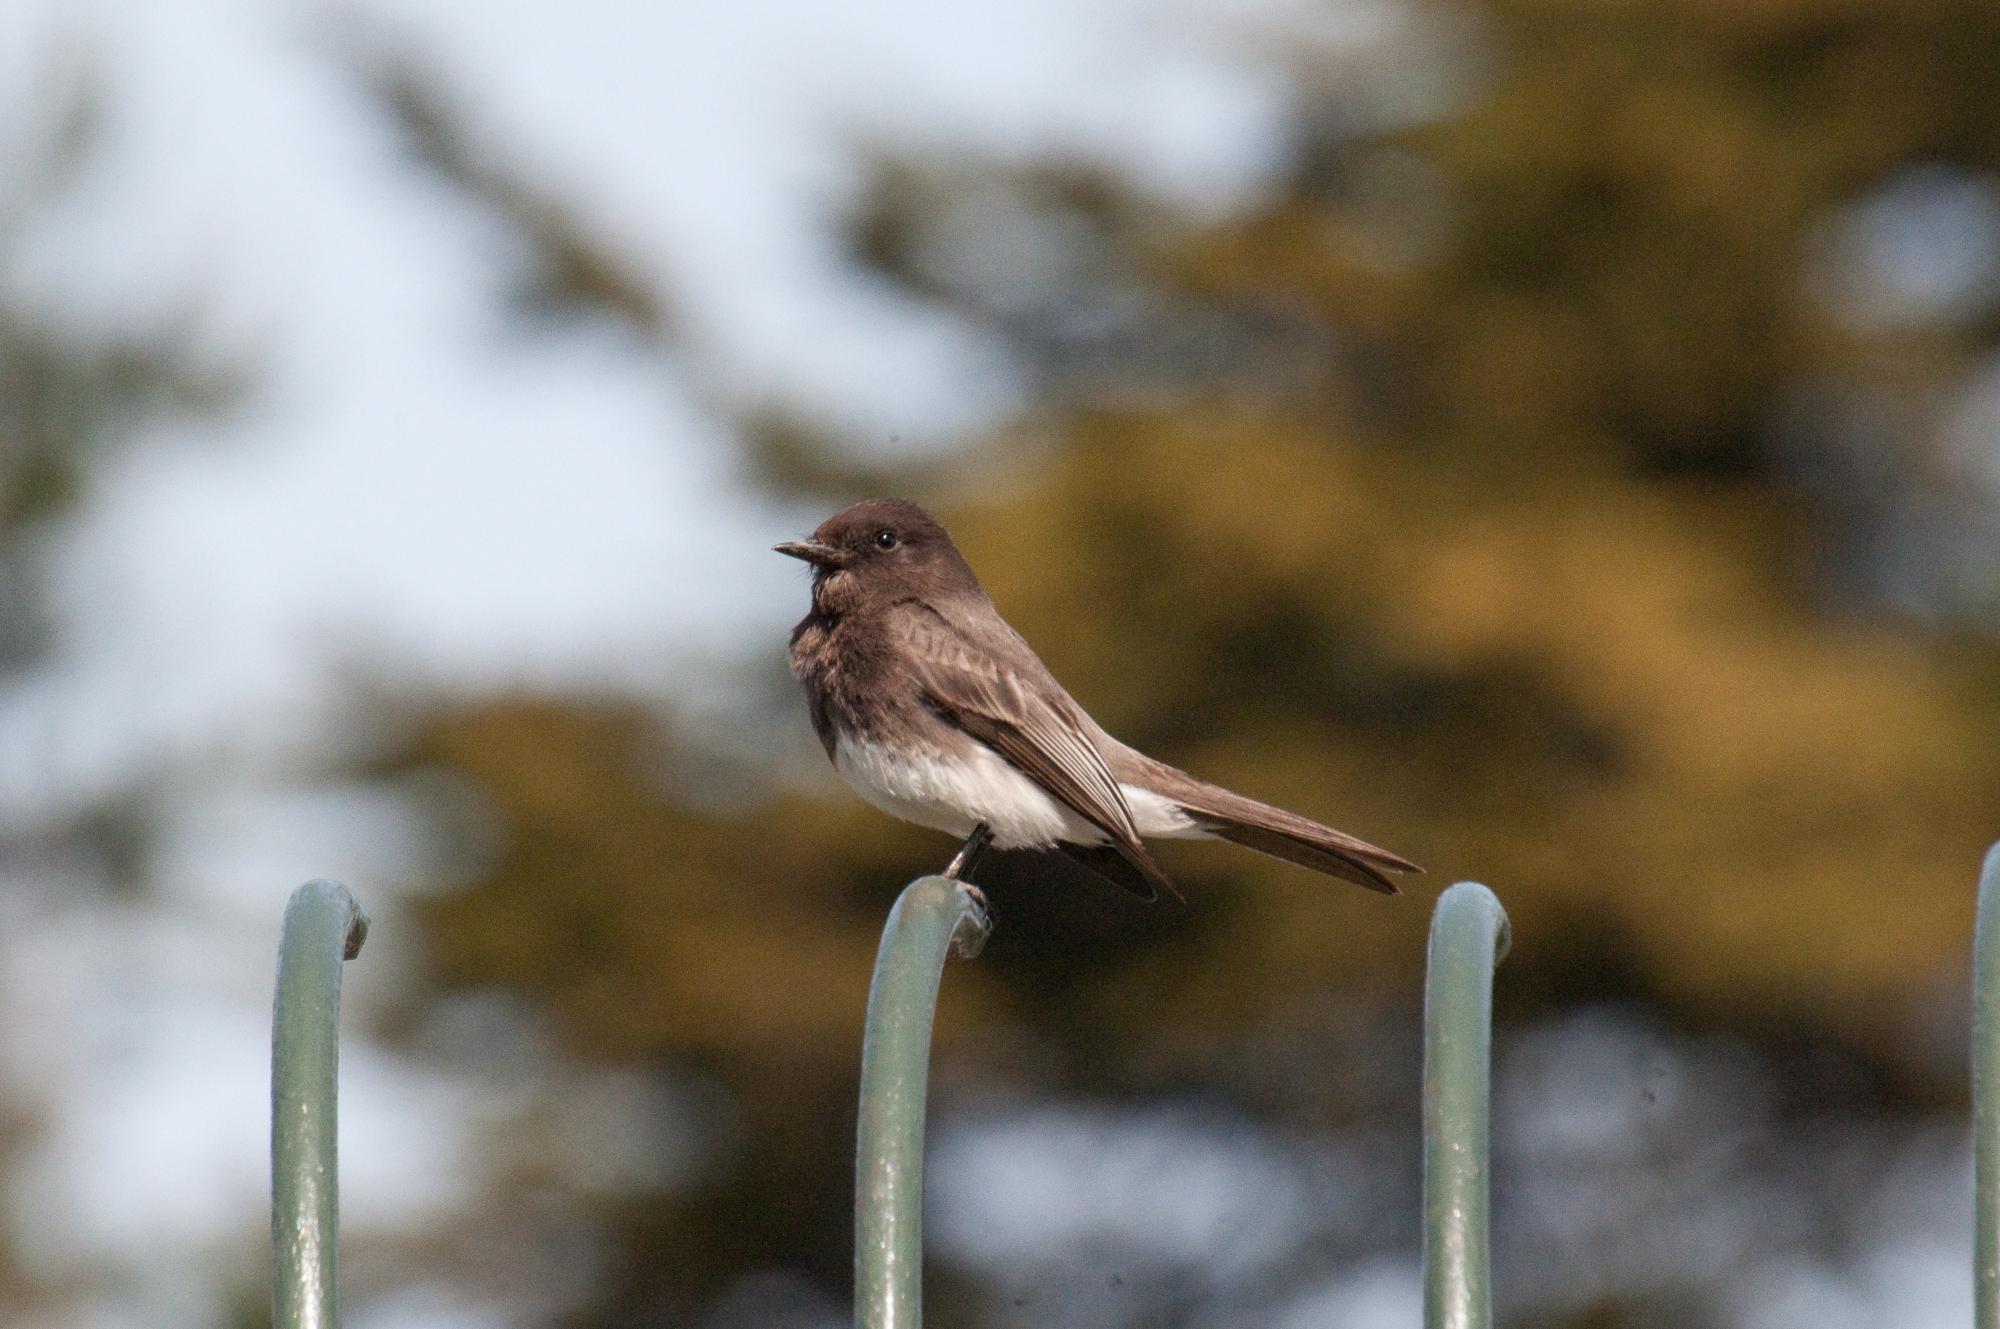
{"left": 270, "top": 879, "right": 370, "bottom": 1329}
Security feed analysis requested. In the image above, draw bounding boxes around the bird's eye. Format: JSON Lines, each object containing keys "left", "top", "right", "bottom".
{"left": 874, "top": 529, "right": 898, "bottom": 550}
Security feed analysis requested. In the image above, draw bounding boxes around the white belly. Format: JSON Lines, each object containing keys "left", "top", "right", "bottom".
{"left": 833, "top": 735, "right": 1204, "bottom": 849}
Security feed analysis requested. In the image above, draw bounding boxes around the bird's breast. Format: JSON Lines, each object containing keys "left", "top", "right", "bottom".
{"left": 829, "top": 734, "right": 1205, "bottom": 848}
{"left": 832, "top": 734, "right": 1092, "bottom": 849}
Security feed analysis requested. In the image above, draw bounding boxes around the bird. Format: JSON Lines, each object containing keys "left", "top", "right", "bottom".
{"left": 775, "top": 498, "right": 1421, "bottom": 903}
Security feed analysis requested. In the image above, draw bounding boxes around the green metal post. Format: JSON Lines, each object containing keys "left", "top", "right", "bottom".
{"left": 854, "top": 876, "right": 991, "bottom": 1329}
{"left": 271, "top": 879, "right": 370, "bottom": 1329}
{"left": 1423, "top": 881, "right": 1511, "bottom": 1329}
{"left": 1974, "top": 843, "right": 2000, "bottom": 1329}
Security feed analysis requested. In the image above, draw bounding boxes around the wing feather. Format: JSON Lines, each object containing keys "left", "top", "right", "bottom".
{"left": 900, "top": 608, "right": 1175, "bottom": 899}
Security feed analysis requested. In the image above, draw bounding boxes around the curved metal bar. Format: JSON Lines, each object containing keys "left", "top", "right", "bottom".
{"left": 854, "top": 876, "right": 991, "bottom": 1329}
{"left": 1974, "top": 844, "right": 2000, "bottom": 1329}
{"left": 271, "top": 879, "right": 370, "bottom": 1329}
{"left": 1423, "top": 881, "right": 1511, "bottom": 1329}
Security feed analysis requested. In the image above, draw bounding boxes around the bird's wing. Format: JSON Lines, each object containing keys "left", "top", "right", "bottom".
{"left": 900, "top": 605, "right": 1176, "bottom": 901}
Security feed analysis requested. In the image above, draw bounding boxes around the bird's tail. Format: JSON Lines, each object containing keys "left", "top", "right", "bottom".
{"left": 1119, "top": 751, "right": 1421, "bottom": 894}
{"left": 1195, "top": 803, "right": 1416, "bottom": 893}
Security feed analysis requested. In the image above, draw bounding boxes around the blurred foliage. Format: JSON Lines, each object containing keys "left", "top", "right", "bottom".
{"left": 366, "top": 0, "right": 2000, "bottom": 1323}
{"left": 347, "top": 41, "right": 675, "bottom": 337}
{"left": 405, "top": 0, "right": 2000, "bottom": 1037}
{"left": 0, "top": 78, "right": 255, "bottom": 1320}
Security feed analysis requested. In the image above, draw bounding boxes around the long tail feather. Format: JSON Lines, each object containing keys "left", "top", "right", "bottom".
{"left": 1102, "top": 745, "right": 1420, "bottom": 895}
{"left": 1202, "top": 820, "right": 1402, "bottom": 893}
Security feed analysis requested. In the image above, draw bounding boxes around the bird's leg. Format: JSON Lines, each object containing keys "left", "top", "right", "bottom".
{"left": 942, "top": 822, "right": 993, "bottom": 910}
{"left": 943, "top": 822, "right": 992, "bottom": 879}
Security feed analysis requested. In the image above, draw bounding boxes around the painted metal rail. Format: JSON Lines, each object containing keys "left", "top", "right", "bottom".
{"left": 268, "top": 842, "right": 2000, "bottom": 1328}
{"left": 270, "top": 878, "right": 370, "bottom": 1329}
{"left": 1422, "top": 881, "right": 1511, "bottom": 1329}
{"left": 1974, "top": 843, "right": 2000, "bottom": 1329}
{"left": 853, "top": 875, "right": 992, "bottom": 1329}
{"left": 845, "top": 875, "right": 1515, "bottom": 1329}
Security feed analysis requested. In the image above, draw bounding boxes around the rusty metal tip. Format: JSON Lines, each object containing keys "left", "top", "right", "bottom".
{"left": 342, "top": 907, "right": 371, "bottom": 960}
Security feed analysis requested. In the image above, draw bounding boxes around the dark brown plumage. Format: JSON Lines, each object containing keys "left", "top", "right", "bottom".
{"left": 778, "top": 498, "right": 1420, "bottom": 901}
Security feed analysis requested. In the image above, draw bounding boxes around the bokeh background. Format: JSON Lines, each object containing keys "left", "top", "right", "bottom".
{"left": 4, "top": 0, "right": 1999, "bottom": 1325}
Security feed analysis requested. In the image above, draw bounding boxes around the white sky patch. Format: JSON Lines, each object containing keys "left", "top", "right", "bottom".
{"left": 1263, "top": 1259, "right": 1422, "bottom": 1329}
{"left": 930, "top": 1105, "right": 1313, "bottom": 1278}
{"left": 1809, "top": 165, "right": 2000, "bottom": 333}
{"left": 315, "top": 0, "right": 1330, "bottom": 451}
{"left": 0, "top": 882, "right": 475, "bottom": 1271}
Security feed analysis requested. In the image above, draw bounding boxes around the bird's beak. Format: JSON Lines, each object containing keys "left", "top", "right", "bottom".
{"left": 773, "top": 539, "right": 846, "bottom": 568}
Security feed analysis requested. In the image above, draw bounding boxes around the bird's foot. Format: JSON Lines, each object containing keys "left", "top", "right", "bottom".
{"left": 948, "top": 880, "right": 993, "bottom": 959}
{"left": 941, "top": 823, "right": 995, "bottom": 945}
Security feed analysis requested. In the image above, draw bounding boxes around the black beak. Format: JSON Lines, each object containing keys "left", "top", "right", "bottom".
{"left": 773, "top": 539, "right": 846, "bottom": 568}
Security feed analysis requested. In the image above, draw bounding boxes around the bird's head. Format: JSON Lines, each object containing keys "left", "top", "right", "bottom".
{"left": 775, "top": 498, "right": 980, "bottom": 609}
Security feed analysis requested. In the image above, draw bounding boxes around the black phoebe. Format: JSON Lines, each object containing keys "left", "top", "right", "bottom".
{"left": 777, "top": 498, "right": 1421, "bottom": 901}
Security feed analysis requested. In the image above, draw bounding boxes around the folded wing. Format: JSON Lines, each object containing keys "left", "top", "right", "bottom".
{"left": 901, "top": 608, "right": 1177, "bottom": 901}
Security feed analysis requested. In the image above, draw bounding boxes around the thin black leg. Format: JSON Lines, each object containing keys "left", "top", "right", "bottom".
{"left": 943, "top": 823, "right": 993, "bottom": 881}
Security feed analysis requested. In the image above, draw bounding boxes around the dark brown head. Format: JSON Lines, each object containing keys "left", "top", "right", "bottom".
{"left": 774, "top": 499, "right": 982, "bottom": 612}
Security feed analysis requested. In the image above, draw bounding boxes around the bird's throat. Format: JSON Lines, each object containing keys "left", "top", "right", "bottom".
{"left": 810, "top": 568, "right": 861, "bottom": 616}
